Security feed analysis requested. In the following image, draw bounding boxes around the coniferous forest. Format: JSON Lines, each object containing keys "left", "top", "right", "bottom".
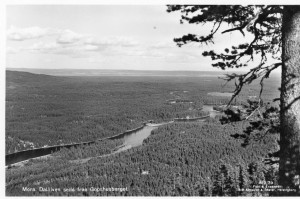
{"left": 6, "top": 70, "right": 281, "bottom": 196}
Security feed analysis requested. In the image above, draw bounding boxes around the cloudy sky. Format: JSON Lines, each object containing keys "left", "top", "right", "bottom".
{"left": 6, "top": 5, "right": 255, "bottom": 71}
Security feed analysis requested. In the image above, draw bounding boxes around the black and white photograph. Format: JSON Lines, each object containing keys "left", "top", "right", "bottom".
{"left": 3, "top": 0, "right": 300, "bottom": 196}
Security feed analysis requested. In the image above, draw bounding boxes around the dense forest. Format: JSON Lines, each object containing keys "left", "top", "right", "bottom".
{"left": 5, "top": 71, "right": 279, "bottom": 154}
{"left": 6, "top": 121, "right": 279, "bottom": 196}
{"left": 5, "top": 70, "right": 282, "bottom": 196}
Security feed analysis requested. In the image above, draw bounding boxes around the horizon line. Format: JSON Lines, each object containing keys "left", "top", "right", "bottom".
{"left": 6, "top": 67, "right": 262, "bottom": 73}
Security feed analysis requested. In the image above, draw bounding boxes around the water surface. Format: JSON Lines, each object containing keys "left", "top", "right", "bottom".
{"left": 207, "top": 92, "right": 233, "bottom": 97}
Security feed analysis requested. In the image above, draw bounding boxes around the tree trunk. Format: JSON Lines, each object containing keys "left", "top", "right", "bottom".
{"left": 280, "top": 5, "right": 300, "bottom": 195}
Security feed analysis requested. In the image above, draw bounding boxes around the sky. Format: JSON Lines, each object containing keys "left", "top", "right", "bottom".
{"left": 6, "top": 5, "right": 264, "bottom": 71}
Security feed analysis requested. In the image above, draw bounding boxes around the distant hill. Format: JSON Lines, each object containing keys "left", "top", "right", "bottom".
{"left": 6, "top": 71, "right": 67, "bottom": 92}
{"left": 7, "top": 68, "right": 241, "bottom": 77}
{"left": 6, "top": 70, "right": 62, "bottom": 83}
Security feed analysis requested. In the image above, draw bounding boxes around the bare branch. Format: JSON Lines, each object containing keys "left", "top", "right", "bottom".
{"left": 221, "top": 23, "right": 247, "bottom": 36}
{"left": 223, "top": 62, "right": 282, "bottom": 106}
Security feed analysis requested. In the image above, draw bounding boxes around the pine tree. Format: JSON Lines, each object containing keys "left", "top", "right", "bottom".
{"left": 167, "top": 5, "right": 300, "bottom": 195}
{"left": 238, "top": 165, "right": 249, "bottom": 195}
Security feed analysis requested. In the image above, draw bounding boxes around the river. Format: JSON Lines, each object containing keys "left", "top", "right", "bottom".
{"left": 201, "top": 105, "right": 221, "bottom": 118}
{"left": 114, "top": 121, "right": 173, "bottom": 153}
{"left": 6, "top": 106, "right": 219, "bottom": 167}
{"left": 5, "top": 122, "right": 171, "bottom": 167}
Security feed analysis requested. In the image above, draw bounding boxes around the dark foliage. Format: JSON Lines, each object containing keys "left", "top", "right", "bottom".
{"left": 6, "top": 121, "right": 278, "bottom": 196}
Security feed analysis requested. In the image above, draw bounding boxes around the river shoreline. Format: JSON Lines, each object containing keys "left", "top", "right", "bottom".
{"left": 5, "top": 123, "right": 147, "bottom": 166}
{"left": 6, "top": 105, "right": 222, "bottom": 167}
